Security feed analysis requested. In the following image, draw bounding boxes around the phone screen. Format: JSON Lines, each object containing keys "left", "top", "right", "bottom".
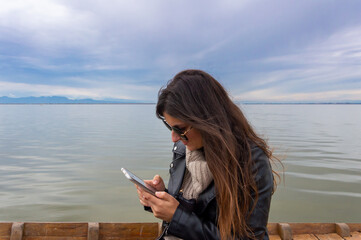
{"left": 121, "top": 168, "right": 157, "bottom": 196}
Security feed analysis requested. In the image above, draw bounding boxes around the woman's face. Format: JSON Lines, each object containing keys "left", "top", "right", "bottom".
{"left": 163, "top": 112, "right": 203, "bottom": 151}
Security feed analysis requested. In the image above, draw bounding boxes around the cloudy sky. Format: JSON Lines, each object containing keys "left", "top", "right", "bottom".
{"left": 1, "top": 0, "right": 361, "bottom": 102}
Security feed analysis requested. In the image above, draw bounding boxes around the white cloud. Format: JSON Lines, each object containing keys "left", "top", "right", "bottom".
{"left": 0, "top": 0, "right": 360, "bottom": 101}
{"left": 261, "top": 26, "right": 361, "bottom": 67}
{"left": 0, "top": 0, "right": 98, "bottom": 55}
{"left": 0, "top": 80, "right": 156, "bottom": 100}
{"left": 233, "top": 26, "right": 361, "bottom": 101}
{"left": 237, "top": 88, "right": 361, "bottom": 102}
{"left": 0, "top": 0, "right": 251, "bottom": 63}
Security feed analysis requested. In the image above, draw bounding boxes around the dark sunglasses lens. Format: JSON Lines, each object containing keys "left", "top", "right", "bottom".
{"left": 161, "top": 118, "right": 188, "bottom": 141}
{"left": 172, "top": 127, "right": 183, "bottom": 136}
{"left": 162, "top": 119, "right": 172, "bottom": 130}
{"left": 172, "top": 127, "right": 188, "bottom": 141}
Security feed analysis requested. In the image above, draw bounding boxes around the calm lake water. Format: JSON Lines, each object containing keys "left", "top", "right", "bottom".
{"left": 0, "top": 104, "right": 360, "bottom": 223}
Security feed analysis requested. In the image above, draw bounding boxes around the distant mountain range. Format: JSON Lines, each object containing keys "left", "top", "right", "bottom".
{"left": 236, "top": 100, "right": 361, "bottom": 104}
{"left": 1, "top": 96, "right": 360, "bottom": 104}
{"left": 0, "top": 96, "right": 151, "bottom": 104}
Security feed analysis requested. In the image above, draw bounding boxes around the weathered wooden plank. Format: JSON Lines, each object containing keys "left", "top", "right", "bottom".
{"left": 348, "top": 224, "right": 361, "bottom": 233}
{"left": 269, "top": 235, "right": 281, "bottom": 240}
{"left": 336, "top": 223, "right": 350, "bottom": 237}
{"left": 277, "top": 223, "right": 292, "bottom": 240}
{"left": 24, "top": 223, "right": 88, "bottom": 237}
{"left": 267, "top": 223, "right": 278, "bottom": 235}
{"left": 289, "top": 223, "right": 336, "bottom": 234}
{"left": 293, "top": 234, "right": 318, "bottom": 240}
{"left": 23, "top": 237, "right": 87, "bottom": 240}
{"left": 346, "top": 231, "right": 361, "bottom": 240}
{"left": 157, "top": 222, "right": 162, "bottom": 236}
{"left": 10, "top": 222, "right": 24, "bottom": 240}
{"left": 0, "top": 223, "right": 12, "bottom": 237}
{"left": 87, "top": 223, "right": 99, "bottom": 240}
{"left": 99, "top": 223, "right": 159, "bottom": 238}
{"left": 100, "top": 238, "right": 156, "bottom": 240}
{"left": 0, "top": 222, "right": 360, "bottom": 240}
{"left": 315, "top": 233, "right": 344, "bottom": 240}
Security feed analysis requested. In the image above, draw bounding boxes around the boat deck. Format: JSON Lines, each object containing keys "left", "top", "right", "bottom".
{"left": 1, "top": 222, "right": 360, "bottom": 240}
{"left": 267, "top": 223, "right": 361, "bottom": 240}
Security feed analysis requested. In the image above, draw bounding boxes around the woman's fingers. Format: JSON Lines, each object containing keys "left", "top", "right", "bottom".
{"left": 152, "top": 175, "right": 161, "bottom": 185}
{"left": 136, "top": 185, "right": 151, "bottom": 206}
{"left": 143, "top": 175, "right": 165, "bottom": 191}
{"left": 139, "top": 197, "right": 150, "bottom": 207}
{"left": 146, "top": 191, "right": 179, "bottom": 222}
{"left": 143, "top": 179, "right": 154, "bottom": 186}
{"left": 134, "top": 176, "right": 170, "bottom": 215}
{"left": 152, "top": 175, "right": 166, "bottom": 191}
{"left": 137, "top": 190, "right": 179, "bottom": 222}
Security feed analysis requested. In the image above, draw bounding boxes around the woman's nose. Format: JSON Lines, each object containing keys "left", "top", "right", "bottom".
{"left": 171, "top": 130, "right": 181, "bottom": 142}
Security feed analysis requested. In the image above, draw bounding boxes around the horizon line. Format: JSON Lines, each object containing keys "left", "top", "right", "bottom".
{"left": 0, "top": 96, "right": 360, "bottom": 105}
{"left": 1, "top": 102, "right": 361, "bottom": 105}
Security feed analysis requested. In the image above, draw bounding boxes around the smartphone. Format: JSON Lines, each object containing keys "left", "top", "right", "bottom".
{"left": 121, "top": 168, "right": 157, "bottom": 196}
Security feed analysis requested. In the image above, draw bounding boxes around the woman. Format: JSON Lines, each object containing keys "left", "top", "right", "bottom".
{"left": 136, "top": 69, "right": 277, "bottom": 240}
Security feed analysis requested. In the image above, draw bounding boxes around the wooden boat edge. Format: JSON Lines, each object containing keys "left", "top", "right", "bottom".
{"left": 0, "top": 222, "right": 360, "bottom": 240}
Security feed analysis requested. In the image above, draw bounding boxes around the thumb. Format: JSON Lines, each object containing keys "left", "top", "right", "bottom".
{"left": 153, "top": 175, "right": 161, "bottom": 185}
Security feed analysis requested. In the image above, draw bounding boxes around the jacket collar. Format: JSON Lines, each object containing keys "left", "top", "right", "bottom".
{"left": 168, "top": 141, "right": 186, "bottom": 195}
{"left": 172, "top": 141, "right": 186, "bottom": 156}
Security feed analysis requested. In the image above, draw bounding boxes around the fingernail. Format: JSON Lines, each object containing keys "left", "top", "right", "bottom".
{"left": 153, "top": 180, "right": 158, "bottom": 184}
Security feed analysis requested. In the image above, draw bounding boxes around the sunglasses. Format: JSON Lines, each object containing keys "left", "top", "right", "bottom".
{"left": 160, "top": 117, "right": 192, "bottom": 141}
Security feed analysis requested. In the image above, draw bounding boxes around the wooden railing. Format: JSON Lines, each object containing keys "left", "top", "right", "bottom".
{"left": 0, "top": 222, "right": 360, "bottom": 240}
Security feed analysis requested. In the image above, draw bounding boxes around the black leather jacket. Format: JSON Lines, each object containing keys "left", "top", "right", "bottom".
{"left": 156, "top": 140, "right": 274, "bottom": 240}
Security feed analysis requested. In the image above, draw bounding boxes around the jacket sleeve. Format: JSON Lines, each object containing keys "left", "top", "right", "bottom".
{"left": 166, "top": 146, "right": 273, "bottom": 240}
{"left": 144, "top": 206, "right": 152, "bottom": 212}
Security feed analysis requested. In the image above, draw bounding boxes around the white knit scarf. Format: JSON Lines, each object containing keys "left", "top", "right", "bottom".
{"left": 181, "top": 148, "right": 213, "bottom": 199}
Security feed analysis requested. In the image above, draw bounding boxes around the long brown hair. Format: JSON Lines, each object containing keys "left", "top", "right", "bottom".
{"left": 156, "top": 69, "right": 277, "bottom": 240}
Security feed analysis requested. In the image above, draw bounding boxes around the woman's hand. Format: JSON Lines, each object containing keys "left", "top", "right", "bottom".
{"left": 146, "top": 175, "right": 166, "bottom": 191}
{"left": 135, "top": 175, "right": 179, "bottom": 222}
{"left": 136, "top": 175, "right": 165, "bottom": 207}
{"left": 138, "top": 189, "right": 179, "bottom": 222}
